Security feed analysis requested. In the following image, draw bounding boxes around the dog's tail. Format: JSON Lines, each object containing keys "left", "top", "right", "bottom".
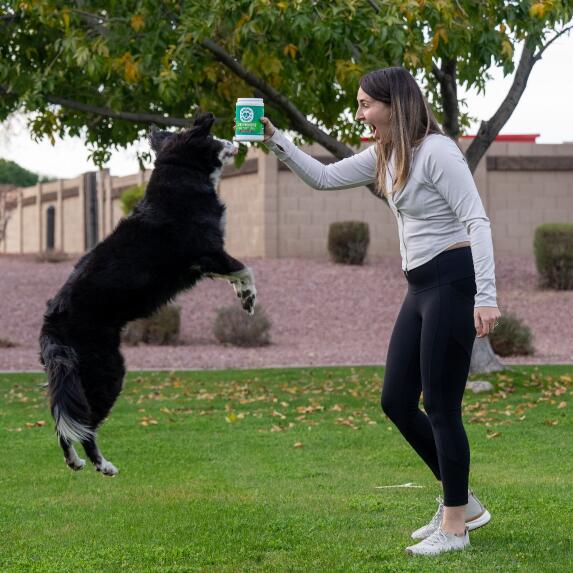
{"left": 40, "top": 331, "right": 94, "bottom": 443}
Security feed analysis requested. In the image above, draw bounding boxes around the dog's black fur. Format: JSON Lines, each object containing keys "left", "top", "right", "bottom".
{"left": 39, "top": 112, "right": 256, "bottom": 475}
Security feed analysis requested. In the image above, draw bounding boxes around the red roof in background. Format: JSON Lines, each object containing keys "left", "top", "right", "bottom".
{"left": 460, "top": 134, "right": 540, "bottom": 142}
{"left": 360, "top": 134, "right": 540, "bottom": 142}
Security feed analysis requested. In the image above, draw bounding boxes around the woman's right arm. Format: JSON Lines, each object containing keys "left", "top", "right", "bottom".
{"left": 262, "top": 119, "right": 377, "bottom": 191}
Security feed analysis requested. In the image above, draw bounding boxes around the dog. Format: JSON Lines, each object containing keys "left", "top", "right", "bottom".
{"left": 39, "top": 112, "right": 256, "bottom": 476}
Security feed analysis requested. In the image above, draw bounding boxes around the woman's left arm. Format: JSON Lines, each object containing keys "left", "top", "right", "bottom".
{"left": 424, "top": 137, "right": 501, "bottom": 337}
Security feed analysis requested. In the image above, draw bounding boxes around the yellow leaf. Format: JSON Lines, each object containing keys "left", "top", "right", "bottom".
{"left": 131, "top": 14, "right": 145, "bottom": 32}
{"left": 559, "top": 375, "right": 572, "bottom": 383}
{"left": 121, "top": 53, "right": 140, "bottom": 83}
{"left": 294, "top": 442, "right": 303, "bottom": 448}
{"left": 283, "top": 43, "right": 298, "bottom": 59}
{"left": 404, "top": 49, "right": 420, "bottom": 67}
{"left": 557, "top": 401, "right": 567, "bottom": 409}
{"left": 501, "top": 40, "right": 513, "bottom": 59}
{"left": 529, "top": 2, "right": 546, "bottom": 18}
{"left": 278, "top": 1, "right": 288, "bottom": 10}
{"left": 226, "top": 411, "right": 238, "bottom": 423}
{"left": 486, "top": 431, "right": 501, "bottom": 439}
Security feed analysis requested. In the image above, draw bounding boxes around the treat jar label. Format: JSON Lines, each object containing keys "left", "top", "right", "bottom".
{"left": 235, "top": 98, "right": 264, "bottom": 141}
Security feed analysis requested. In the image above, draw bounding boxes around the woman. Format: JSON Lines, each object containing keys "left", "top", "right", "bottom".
{"left": 260, "top": 67, "right": 500, "bottom": 556}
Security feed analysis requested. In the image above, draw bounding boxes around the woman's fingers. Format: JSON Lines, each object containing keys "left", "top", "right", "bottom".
{"left": 474, "top": 312, "right": 484, "bottom": 337}
{"left": 260, "top": 116, "right": 276, "bottom": 141}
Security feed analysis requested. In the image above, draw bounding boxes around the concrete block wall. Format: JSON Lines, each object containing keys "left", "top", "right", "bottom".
{"left": 1, "top": 138, "right": 572, "bottom": 260}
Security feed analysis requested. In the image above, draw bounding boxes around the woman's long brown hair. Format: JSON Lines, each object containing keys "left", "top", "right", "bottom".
{"left": 359, "top": 67, "right": 443, "bottom": 198}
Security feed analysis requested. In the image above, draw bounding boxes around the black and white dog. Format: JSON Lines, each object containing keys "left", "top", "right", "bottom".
{"left": 39, "top": 112, "right": 256, "bottom": 476}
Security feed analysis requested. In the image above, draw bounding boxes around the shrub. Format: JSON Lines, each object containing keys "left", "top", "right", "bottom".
{"left": 35, "top": 249, "right": 69, "bottom": 263}
{"left": 533, "top": 223, "right": 573, "bottom": 290}
{"left": 120, "top": 184, "right": 146, "bottom": 216}
{"left": 328, "top": 221, "right": 369, "bottom": 265}
{"left": 122, "top": 304, "right": 181, "bottom": 346}
{"left": 213, "top": 305, "right": 271, "bottom": 347}
{"left": 489, "top": 312, "right": 534, "bottom": 357}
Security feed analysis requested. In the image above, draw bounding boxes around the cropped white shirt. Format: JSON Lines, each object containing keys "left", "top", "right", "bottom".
{"left": 265, "top": 129, "right": 498, "bottom": 308}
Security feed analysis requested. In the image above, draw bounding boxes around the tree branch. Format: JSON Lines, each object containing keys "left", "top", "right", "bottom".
{"left": 200, "top": 38, "right": 385, "bottom": 200}
{"left": 465, "top": 39, "right": 538, "bottom": 172}
{"left": 200, "top": 39, "right": 355, "bottom": 159}
{"left": 0, "top": 85, "right": 195, "bottom": 128}
{"left": 533, "top": 24, "right": 573, "bottom": 62}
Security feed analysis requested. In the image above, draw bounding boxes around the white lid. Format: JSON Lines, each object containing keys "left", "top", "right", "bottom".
{"left": 236, "top": 98, "right": 264, "bottom": 105}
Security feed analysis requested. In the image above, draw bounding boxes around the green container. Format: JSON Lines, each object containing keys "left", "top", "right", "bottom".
{"left": 235, "top": 98, "right": 265, "bottom": 141}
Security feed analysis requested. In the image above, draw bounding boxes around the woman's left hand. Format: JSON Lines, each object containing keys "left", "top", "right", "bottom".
{"left": 474, "top": 307, "right": 501, "bottom": 338}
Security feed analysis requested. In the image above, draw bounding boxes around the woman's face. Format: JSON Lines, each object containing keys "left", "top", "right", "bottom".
{"left": 355, "top": 87, "right": 391, "bottom": 142}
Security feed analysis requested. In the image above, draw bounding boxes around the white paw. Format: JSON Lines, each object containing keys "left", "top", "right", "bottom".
{"left": 97, "top": 460, "right": 119, "bottom": 477}
{"left": 229, "top": 268, "right": 257, "bottom": 315}
{"left": 67, "top": 457, "right": 86, "bottom": 471}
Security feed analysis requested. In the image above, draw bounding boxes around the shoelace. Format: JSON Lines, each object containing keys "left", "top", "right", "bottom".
{"left": 428, "top": 496, "right": 444, "bottom": 528}
{"left": 423, "top": 526, "right": 450, "bottom": 547}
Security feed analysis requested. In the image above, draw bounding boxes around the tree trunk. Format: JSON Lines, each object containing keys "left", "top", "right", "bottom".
{"left": 469, "top": 337, "right": 508, "bottom": 374}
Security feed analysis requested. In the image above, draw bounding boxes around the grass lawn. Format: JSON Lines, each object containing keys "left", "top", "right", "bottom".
{"left": 1, "top": 364, "right": 572, "bottom": 572}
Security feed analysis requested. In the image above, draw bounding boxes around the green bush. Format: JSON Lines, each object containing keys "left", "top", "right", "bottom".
{"left": 533, "top": 223, "right": 573, "bottom": 290}
{"left": 489, "top": 311, "right": 534, "bottom": 357}
{"left": 213, "top": 305, "right": 271, "bottom": 347}
{"left": 328, "top": 221, "right": 370, "bottom": 265}
{"left": 121, "top": 184, "right": 146, "bottom": 216}
{"left": 122, "top": 304, "right": 181, "bottom": 346}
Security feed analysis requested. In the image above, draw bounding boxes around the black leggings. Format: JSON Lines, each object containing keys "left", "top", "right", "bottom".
{"left": 381, "top": 246, "right": 477, "bottom": 507}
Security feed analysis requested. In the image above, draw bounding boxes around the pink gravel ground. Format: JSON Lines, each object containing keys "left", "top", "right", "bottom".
{"left": 0, "top": 254, "right": 572, "bottom": 372}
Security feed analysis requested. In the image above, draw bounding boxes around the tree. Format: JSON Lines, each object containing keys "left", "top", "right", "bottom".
{"left": 0, "top": 157, "right": 39, "bottom": 186}
{"left": 1, "top": 0, "right": 571, "bottom": 371}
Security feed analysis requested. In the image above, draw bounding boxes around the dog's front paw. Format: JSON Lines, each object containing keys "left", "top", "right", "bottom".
{"left": 230, "top": 268, "right": 257, "bottom": 315}
{"left": 241, "top": 287, "right": 257, "bottom": 315}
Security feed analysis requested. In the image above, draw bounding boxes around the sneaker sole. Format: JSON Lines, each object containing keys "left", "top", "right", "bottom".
{"left": 467, "top": 508, "right": 491, "bottom": 531}
{"left": 410, "top": 509, "right": 491, "bottom": 540}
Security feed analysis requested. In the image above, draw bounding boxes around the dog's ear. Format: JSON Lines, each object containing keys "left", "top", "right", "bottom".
{"left": 192, "top": 112, "right": 215, "bottom": 136}
{"left": 148, "top": 126, "right": 173, "bottom": 154}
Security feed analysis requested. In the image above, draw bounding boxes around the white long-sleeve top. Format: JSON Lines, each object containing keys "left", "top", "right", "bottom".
{"left": 265, "top": 129, "right": 498, "bottom": 308}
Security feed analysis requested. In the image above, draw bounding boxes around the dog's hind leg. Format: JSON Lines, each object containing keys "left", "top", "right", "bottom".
{"left": 80, "top": 435, "right": 118, "bottom": 476}
{"left": 79, "top": 347, "right": 125, "bottom": 477}
{"left": 59, "top": 435, "right": 86, "bottom": 471}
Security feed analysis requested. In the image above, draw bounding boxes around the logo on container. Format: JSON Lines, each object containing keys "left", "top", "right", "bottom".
{"left": 239, "top": 107, "right": 255, "bottom": 122}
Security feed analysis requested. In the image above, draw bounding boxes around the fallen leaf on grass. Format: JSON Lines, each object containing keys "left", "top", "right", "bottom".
{"left": 226, "top": 412, "right": 238, "bottom": 424}
{"left": 336, "top": 417, "right": 359, "bottom": 430}
{"left": 24, "top": 420, "right": 46, "bottom": 428}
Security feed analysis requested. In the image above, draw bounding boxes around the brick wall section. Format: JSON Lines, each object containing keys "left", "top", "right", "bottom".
{"left": 1, "top": 139, "right": 572, "bottom": 258}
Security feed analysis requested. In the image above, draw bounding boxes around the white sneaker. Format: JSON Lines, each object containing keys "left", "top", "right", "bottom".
{"left": 411, "top": 489, "right": 492, "bottom": 540}
{"left": 406, "top": 525, "right": 470, "bottom": 556}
